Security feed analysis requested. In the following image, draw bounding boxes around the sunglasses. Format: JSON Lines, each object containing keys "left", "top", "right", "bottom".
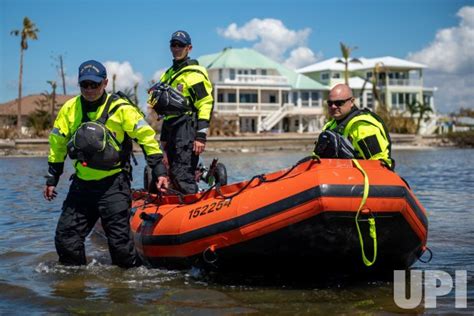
{"left": 326, "top": 97, "right": 353, "bottom": 107}
{"left": 80, "top": 81, "right": 102, "bottom": 89}
{"left": 170, "top": 42, "right": 187, "bottom": 48}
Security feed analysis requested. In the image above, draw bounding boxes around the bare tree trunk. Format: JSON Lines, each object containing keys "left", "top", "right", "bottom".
{"left": 17, "top": 47, "right": 24, "bottom": 135}
{"left": 133, "top": 82, "right": 139, "bottom": 105}
{"left": 112, "top": 74, "right": 116, "bottom": 94}
{"left": 344, "top": 62, "right": 349, "bottom": 85}
{"left": 51, "top": 84, "right": 56, "bottom": 122}
{"left": 59, "top": 55, "right": 66, "bottom": 95}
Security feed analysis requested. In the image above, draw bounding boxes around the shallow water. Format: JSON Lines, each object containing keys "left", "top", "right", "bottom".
{"left": 0, "top": 148, "right": 472, "bottom": 314}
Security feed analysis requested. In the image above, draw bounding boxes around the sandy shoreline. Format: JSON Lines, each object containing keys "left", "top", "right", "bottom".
{"left": 0, "top": 134, "right": 454, "bottom": 157}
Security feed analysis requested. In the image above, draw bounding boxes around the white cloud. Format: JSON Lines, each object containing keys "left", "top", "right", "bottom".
{"left": 103, "top": 61, "right": 144, "bottom": 91}
{"left": 408, "top": 6, "right": 474, "bottom": 112}
{"left": 151, "top": 68, "right": 167, "bottom": 84}
{"left": 283, "top": 47, "right": 320, "bottom": 69}
{"left": 408, "top": 6, "right": 474, "bottom": 74}
{"left": 218, "top": 18, "right": 320, "bottom": 69}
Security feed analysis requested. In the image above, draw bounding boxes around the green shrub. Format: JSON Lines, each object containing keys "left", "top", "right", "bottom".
{"left": 445, "top": 130, "right": 474, "bottom": 147}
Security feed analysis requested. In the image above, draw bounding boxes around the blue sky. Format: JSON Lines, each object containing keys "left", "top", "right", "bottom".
{"left": 1, "top": 0, "right": 472, "bottom": 113}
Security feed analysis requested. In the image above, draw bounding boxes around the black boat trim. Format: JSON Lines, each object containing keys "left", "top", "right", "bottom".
{"left": 141, "top": 184, "right": 427, "bottom": 246}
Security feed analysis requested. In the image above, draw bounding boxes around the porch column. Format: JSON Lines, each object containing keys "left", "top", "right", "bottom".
{"left": 298, "top": 115, "right": 303, "bottom": 133}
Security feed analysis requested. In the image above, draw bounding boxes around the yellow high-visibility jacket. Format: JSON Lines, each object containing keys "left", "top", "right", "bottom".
{"left": 48, "top": 94, "right": 163, "bottom": 181}
{"left": 322, "top": 109, "right": 394, "bottom": 168}
{"left": 160, "top": 60, "right": 213, "bottom": 133}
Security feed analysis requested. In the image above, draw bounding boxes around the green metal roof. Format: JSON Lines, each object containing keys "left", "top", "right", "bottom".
{"left": 198, "top": 48, "right": 327, "bottom": 90}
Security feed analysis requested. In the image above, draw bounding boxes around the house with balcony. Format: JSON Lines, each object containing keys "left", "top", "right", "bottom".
{"left": 198, "top": 48, "right": 328, "bottom": 134}
{"left": 297, "top": 56, "right": 437, "bottom": 113}
{"left": 298, "top": 56, "right": 438, "bottom": 134}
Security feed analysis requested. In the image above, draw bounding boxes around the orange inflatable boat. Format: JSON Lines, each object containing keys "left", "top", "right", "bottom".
{"left": 130, "top": 158, "right": 428, "bottom": 274}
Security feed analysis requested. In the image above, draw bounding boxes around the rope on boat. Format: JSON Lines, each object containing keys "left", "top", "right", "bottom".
{"left": 352, "top": 159, "right": 378, "bottom": 267}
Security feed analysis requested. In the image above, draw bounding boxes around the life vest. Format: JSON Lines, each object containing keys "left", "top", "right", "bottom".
{"left": 315, "top": 108, "right": 394, "bottom": 168}
{"left": 67, "top": 93, "right": 131, "bottom": 170}
{"left": 154, "top": 59, "right": 212, "bottom": 120}
{"left": 148, "top": 82, "right": 191, "bottom": 116}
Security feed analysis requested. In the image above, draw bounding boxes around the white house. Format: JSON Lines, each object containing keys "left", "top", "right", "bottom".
{"left": 198, "top": 48, "right": 328, "bottom": 134}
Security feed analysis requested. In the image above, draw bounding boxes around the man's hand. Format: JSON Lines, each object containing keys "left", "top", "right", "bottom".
{"left": 155, "top": 176, "right": 170, "bottom": 193}
{"left": 43, "top": 185, "right": 57, "bottom": 201}
{"left": 193, "top": 140, "right": 206, "bottom": 155}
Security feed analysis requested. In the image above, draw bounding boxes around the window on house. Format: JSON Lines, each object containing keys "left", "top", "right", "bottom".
{"left": 269, "top": 95, "right": 276, "bottom": 103}
{"left": 250, "top": 69, "right": 257, "bottom": 75}
{"left": 240, "top": 93, "right": 258, "bottom": 103}
{"left": 261, "top": 69, "right": 267, "bottom": 76}
{"left": 228, "top": 93, "right": 236, "bottom": 103}
{"left": 311, "top": 92, "right": 319, "bottom": 101}
{"left": 230, "top": 69, "right": 235, "bottom": 80}
{"left": 366, "top": 72, "right": 372, "bottom": 79}
{"left": 321, "top": 73, "right": 329, "bottom": 80}
{"left": 218, "top": 93, "right": 224, "bottom": 102}
{"left": 218, "top": 69, "right": 223, "bottom": 81}
{"left": 292, "top": 92, "right": 298, "bottom": 104}
{"left": 332, "top": 73, "right": 341, "bottom": 79}
{"left": 392, "top": 93, "right": 397, "bottom": 106}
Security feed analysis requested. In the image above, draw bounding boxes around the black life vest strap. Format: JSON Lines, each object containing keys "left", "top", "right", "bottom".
{"left": 334, "top": 107, "right": 362, "bottom": 134}
{"left": 80, "top": 94, "right": 115, "bottom": 124}
{"left": 79, "top": 95, "right": 136, "bottom": 171}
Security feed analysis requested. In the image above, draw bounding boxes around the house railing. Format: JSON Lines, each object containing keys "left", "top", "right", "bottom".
{"left": 377, "top": 78, "right": 423, "bottom": 87}
{"left": 260, "top": 103, "right": 295, "bottom": 131}
{"left": 224, "top": 74, "right": 288, "bottom": 85}
{"left": 216, "top": 103, "right": 281, "bottom": 113}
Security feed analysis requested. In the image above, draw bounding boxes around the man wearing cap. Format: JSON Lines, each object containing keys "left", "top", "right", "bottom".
{"left": 44, "top": 59, "right": 169, "bottom": 268}
{"left": 148, "top": 30, "right": 214, "bottom": 194}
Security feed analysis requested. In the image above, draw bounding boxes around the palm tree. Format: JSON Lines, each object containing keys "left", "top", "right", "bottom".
{"left": 409, "top": 100, "right": 433, "bottom": 134}
{"left": 10, "top": 17, "right": 39, "bottom": 135}
{"left": 336, "top": 42, "right": 362, "bottom": 85}
{"left": 359, "top": 62, "right": 386, "bottom": 110}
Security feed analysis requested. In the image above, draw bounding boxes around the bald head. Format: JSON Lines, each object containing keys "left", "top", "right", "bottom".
{"left": 326, "top": 84, "right": 355, "bottom": 120}
{"left": 329, "top": 84, "right": 353, "bottom": 100}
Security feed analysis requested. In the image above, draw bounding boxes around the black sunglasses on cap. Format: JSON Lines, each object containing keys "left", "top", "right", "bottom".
{"left": 170, "top": 41, "right": 187, "bottom": 48}
{"left": 80, "top": 81, "right": 102, "bottom": 89}
{"left": 326, "top": 97, "right": 353, "bottom": 107}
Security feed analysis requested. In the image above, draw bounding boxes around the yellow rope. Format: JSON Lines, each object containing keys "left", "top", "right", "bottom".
{"left": 352, "top": 159, "right": 377, "bottom": 267}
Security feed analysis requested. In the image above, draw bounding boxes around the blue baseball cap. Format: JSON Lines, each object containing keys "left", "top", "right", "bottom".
{"left": 170, "top": 30, "right": 191, "bottom": 45}
{"left": 78, "top": 60, "right": 107, "bottom": 83}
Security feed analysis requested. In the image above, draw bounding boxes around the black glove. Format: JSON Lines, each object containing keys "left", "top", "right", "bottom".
{"left": 45, "top": 162, "right": 64, "bottom": 186}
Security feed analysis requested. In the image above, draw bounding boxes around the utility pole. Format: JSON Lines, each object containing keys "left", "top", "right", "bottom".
{"left": 59, "top": 55, "right": 66, "bottom": 95}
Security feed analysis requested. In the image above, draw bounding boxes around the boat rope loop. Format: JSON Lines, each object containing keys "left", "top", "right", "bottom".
{"left": 203, "top": 244, "right": 218, "bottom": 266}
{"left": 418, "top": 246, "right": 433, "bottom": 263}
{"left": 352, "top": 159, "right": 378, "bottom": 267}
